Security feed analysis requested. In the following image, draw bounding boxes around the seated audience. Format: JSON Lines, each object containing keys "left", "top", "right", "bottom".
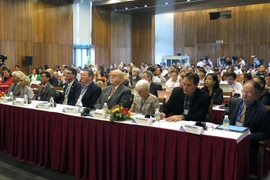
{"left": 95, "top": 69, "right": 132, "bottom": 109}
{"left": 265, "top": 73, "right": 270, "bottom": 89}
{"left": 165, "top": 69, "right": 179, "bottom": 90}
{"left": 75, "top": 69, "right": 101, "bottom": 109}
{"left": 0, "top": 68, "right": 13, "bottom": 85}
{"left": 154, "top": 66, "right": 166, "bottom": 82}
{"left": 225, "top": 80, "right": 270, "bottom": 165}
{"left": 95, "top": 68, "right": 107, "bottom": 86}
{"left": 19, "top": 76, "right": 34, "bottom": 99}
{"left": 140, "top": 70, "right": 162, "bottom": 97}
{"left": 242, "top": 73, "right": 252, "bottom": 85}
{"left": 256, "top": 65, "right": 267, "bottom": 77}
{"left": 6, "top": 71, "right": 25, "bottom": 97}
{"left": 61, "top": 67, "right": 81, "bottom": 106}
{"left": 36, "top": 71, "right": 59, "bottom": 101}
{"left": 253, "top": 76, "right": 270, "bottom": 106}
{"left": 129, "top": 67, "right": 141, "bottom": 87}
{"left": 201, "top": 73, "right": 223, "bottom": 105}
{"left": 198, "top": 68, "right": 206, "bottom": 86}
{"left": 28, "top": 68, "right": 40, "bottom": 85}
{"left": 46, "top": 68, "right": 59, "bottom": 86}
{"left": 226, "top": 72, "right": 243, "bottom": 97}
{"left": 129, "top": 79, "right": 160, "bottom": 116}
{"left": 160, "top": 72, "right": 211, "bottom": 122}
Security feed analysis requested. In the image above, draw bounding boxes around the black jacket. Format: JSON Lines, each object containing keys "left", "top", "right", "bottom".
{"left": 201, "top": 86, "right": 223, "bottom": 105}
{"left": 161, "top": 87, "right": 211, "bottom": 122}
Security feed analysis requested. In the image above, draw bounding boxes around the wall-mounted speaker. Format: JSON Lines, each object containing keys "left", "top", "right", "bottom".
{"left": 25, "top": 56, "right": 33, "bottom": 66}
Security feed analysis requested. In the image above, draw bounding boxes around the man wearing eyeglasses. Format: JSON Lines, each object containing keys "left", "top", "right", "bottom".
{"left": 94, "top": 69, "right": 132, "bottom": 110}
{"left": 226, "top": 80, "right": 270, "bottom": 165}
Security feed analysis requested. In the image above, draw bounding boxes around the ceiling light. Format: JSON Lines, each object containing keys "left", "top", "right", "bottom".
{"left": 144, "top": 5, "right": 147, "bottom": 7}
{"left": 165, "top": 2, "right": 168, "bottom": 5}
{"left": 125, "top": 7, "right": 128, "bottom": 9}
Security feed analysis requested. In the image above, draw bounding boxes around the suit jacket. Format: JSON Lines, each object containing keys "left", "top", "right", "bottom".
{"left": 50, "top": 76, "right": 59, "bottom": 86}
{"left": 6, "top": 83, "right": 21, "bottom": 97}
{"left": 130, "top": 76, "right": 141, "bottom": 86}
{"left": 226, "top": 98, "right": 270, "bottom": 163}
{"left": 161, "top": 87, "right": 211, "bottom": 122}
{"left": 62, "top": 80, "right": 81, "bottom": 106}
{"left": 95, "top": 84, "right": 132, "bottom": 109}
{"left": 259, "top": 89, "right": 270, "bottom": 106}
{"left": 150, "top": 82, "right": 162, "bottom": 97}
{"left": 36, "top": 83, "right": 59, "bottom": 101}
{"left": 201, "top": 86, "right": 223, "bottom": 105}
{"left": 75, "top": 82, "right": 102, "bottom": 108}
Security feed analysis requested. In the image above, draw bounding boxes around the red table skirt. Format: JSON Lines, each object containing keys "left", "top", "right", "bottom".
{"left": 0, "top": 85, "right": 9, "bottom": 93}
{"left": 0, "top": 104, "right": 249, "bottom": 180}
{"left": 211, "top": 110, "right": 225, "bottom": 124}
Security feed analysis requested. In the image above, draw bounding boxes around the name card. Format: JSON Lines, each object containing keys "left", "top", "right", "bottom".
{"left": 0, "top": 97, "right": 9, "bottom": 103}
{"left": 37, "top": 103, "right": 50, "bottom": 109}
{"left": 134, "top": 116, "right": 153, "bottom": 125}
{"left": 63, "top": 106, "right": 78, "bottom": 114}
{"left": 14, "top": 98, "right": 24, "bottom": 106}
{"left": 180, "top": 124, "right": 204, "bottom": 135}
{"left": 92, "top": 110, "right": 106, "bottom": 119}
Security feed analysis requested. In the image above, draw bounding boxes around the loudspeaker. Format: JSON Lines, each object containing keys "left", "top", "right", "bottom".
{"left": 25, "top": 56, "right": 33, "bottom": 66}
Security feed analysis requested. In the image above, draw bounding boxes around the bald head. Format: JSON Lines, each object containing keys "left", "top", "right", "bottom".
{"left": 46, "top": 69, "right": 54, "bottom": 76}
{"left": 109, "top": 69, "right": 123, "bottom": 86}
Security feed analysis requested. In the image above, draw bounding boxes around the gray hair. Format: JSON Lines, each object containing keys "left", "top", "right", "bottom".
{"left": 12, "top": 71, "right": 25, "bottom": 79}
{"left": 113, "top": 69, "right": 124, "bottom": 79}
{"left": 142, "top": 70, "right": 153, "bottom": 80}
{"left": 135, "top": 79, "right": 150, "bottom": 91}
{"left": 21, "top": 76, "right": 31, "bottom": 86}
{"left": 132, "top": 67, "right": 140, "bottom": 74}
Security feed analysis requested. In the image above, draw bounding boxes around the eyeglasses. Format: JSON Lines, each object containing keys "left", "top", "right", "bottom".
{"left": 136, "top": 89, "right": 144, "bottom": 94}
{"left": 241, "top": 90, "right": 252, "bottom": 97}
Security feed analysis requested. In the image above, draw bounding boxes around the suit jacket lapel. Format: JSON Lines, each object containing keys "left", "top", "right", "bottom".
{"left": 244, "top": 104, "right": 257, "bottom": 127}
{"left": 107, "top": 85, "right": 118, "bottom": 103}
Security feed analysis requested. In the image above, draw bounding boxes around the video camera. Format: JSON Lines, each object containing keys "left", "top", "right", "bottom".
{"left": 0, "top": 54, "right": 7, "bottom": 66}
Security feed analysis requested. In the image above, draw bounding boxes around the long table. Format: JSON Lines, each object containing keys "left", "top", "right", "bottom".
{"left": 0, "top": 102, "right": 250, "bottom": 180}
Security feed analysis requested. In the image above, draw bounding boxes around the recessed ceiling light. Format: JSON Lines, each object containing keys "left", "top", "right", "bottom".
{"left": 114, "top": 8, "right": 117, "bottom": 11}
{"left": 187, "top": 0, "right": 190, "bottom": 1}
{"left": 144, "top": 5, "right": 147, "bottom": 7}
{"left": 125, "top": 7, "right": 128, "bottom": 9}
{"left": 165, "top": 2, "right": 168, "bottom": 5}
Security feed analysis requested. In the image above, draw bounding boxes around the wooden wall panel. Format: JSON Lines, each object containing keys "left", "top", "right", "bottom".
{"left": 0, "top": 0, "right": 73, "bottom": 74}
{"left": 174, "top": 3, "right": 270, "bottom": 66}
{"left": 131, "top": 15, "right": 154, "bottom": 65}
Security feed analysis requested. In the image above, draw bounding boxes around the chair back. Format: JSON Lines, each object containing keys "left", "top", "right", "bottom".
{"left": 223, "top": 91, "right": 232, "bottom": 104}
{"left": 157, "top": 90, "right": 172, "bottom": 102}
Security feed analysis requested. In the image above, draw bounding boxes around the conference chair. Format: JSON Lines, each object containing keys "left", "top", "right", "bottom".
{"left": 223, "top": 91, "right": 232, "bottom": 104}
{"left": 206, "top": 100, "right": 213, "bottom": 122}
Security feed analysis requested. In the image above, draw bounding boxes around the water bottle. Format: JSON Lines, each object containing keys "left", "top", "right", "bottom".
{"left": 222, "top": 115, "right": 230, "bottom": 130}
{"left": 75, "top": 99, "right": 83, "bottom": 113}
{"left": 155, "top": 108, "right": 161, "bottom": 122}
{"left": 103, "top": 103, "right": 108, "bottom": 118}
{"left": 9, "top": 92, "right": 13, "bottom": 101}
{"left": 24, "top": 94, "right": 28, "bottom": 104}
{"left": 49, "top": 97, "right": 55, "bottom": 108}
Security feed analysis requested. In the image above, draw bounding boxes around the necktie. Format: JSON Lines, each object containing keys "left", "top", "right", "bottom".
{"left": 63, "top": 83, "right": 72, "bottom": 104}
{"left": 110, "top": 87, "right": 115, "bottom": 96}
{"left": 108, "top": 87, "right": 115, "bottom": 100}
{"left": 240, "top": 104, "right": 246, "bottom": 123}
{"left": 10, "top": 84, "right": 17, "bottom": 92}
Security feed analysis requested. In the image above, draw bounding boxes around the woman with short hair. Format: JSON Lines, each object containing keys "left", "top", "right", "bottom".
{"left": 129, "top": 79, "right": 160, "bottom": 116}
{"left": 19, "top": 76, "right": 34, "bottom": 99}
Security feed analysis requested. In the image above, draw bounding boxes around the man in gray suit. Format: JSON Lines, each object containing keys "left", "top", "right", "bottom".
{"left": 6, "top": 71, "right": 25, "bottom": 97}
{"left": 95, "top": 69, "right": 132, "bottom": 110}
{"left": 226, "top": 80, "right": 270, "bottom": 165}
{"left": 36, "top": 71, "right": 59, "bottom": 101}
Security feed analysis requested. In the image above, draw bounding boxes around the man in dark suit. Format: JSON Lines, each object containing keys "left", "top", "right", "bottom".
{"left": 74, "top": 69, "right": 101, "bottom": 109}
{"left": 36, "top": 71, "right": 59, "bottom": 101}
{"left": 95, "top": 69, "right": 132, "bottom": 110}
{"left": 46, "top": 68, "right": 59, "bottom": 86}
{"left": 6, "top": 71, "right": 25, "bottom": 97}
{"left": 160, "top": 72, "right": 211, "bottom": 122}
{"left": 226, "top": 80, "right": 270, "bottom": 164}
{"left": 61, "top": 67, "right": 81, "bottom": 106}
{"left": 140, "top": 70, "right": 162, "bottom": 97}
